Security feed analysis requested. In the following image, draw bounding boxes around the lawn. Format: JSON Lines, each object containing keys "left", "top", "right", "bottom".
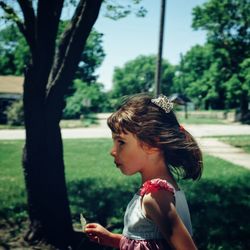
{"left": 0, "top": 139, "right": 250, "bottom": 250}
{"left": 177, "top": 116, "right": 227, "bottom": 125}
{"left": 217, "top": 135, "right": 250, "bottom": 153}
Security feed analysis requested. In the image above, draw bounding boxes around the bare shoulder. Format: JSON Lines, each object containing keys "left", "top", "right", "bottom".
{"left": 142, "top": 190, "right": 175, "bottom": 220}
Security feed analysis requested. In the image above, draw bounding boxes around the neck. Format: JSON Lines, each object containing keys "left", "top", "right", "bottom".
{"left": 140, "top": 151, "right": 178, "bottom": 189}
{"left": 140, "top": 156, "right": 171, "bottom": 183}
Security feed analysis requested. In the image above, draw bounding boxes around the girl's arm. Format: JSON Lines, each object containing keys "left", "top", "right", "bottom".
{"left": 142, "top": 190, "right": 197, "bottom": 250}
{"left": 85, "top": 223, "right": 122, "bottom": 248}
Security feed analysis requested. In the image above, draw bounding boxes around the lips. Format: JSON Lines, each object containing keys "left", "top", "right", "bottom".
{"left": 114, "top": 161, "right": 121, "bottom": 167}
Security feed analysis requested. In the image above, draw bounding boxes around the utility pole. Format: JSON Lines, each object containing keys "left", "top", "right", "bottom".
{"left": 155, "top": 0, "right": 166, "bottom": 96}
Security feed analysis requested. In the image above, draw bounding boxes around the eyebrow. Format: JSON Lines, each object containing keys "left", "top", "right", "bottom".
{"left": 112, "top": 134, "right": 125, "bottom": 140}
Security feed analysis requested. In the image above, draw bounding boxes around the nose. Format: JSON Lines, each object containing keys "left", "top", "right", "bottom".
{"left": 110, "top": 145, "right": 116, "bottom": 157}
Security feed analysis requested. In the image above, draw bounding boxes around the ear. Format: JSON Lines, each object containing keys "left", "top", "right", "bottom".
{"left": 142, "top": 143, "right": 160, "bottom": 155}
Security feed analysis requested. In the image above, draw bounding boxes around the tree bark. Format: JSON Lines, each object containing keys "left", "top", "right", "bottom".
{"left": 19, "top": 0, "right": 103, "bottom": 248}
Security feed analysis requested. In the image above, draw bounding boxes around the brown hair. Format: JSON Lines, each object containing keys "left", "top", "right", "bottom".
{"left": 107, "top": 93, "right": 203, "bottom": 180}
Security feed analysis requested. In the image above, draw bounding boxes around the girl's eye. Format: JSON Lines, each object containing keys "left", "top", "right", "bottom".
{"left": 118, "top": 140, "right": 125, "bottom": 145}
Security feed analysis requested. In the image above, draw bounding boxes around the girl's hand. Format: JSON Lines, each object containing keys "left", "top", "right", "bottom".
{"left": 85, "top": 223, "right": 121, "bottom": 248}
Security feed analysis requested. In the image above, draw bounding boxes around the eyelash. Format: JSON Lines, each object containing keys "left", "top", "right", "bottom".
{"left": 118, "top": 140, "right": 125, "bottom": 145}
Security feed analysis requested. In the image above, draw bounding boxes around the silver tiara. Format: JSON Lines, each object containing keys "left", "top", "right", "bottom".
{"left": 151, "top": 95, "right": 173, "bottom": 113}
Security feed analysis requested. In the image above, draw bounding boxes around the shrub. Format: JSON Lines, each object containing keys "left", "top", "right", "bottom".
{"left": 6, "top": 100, "right": 24, "bottom": 126}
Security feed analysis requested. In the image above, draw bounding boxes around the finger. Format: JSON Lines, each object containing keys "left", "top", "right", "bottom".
{"left": 85, "top": 228, "right": 98, "bottom": 234}
{"left": 94, "top": 236, "right": 100, "bottom": 244}
{"left": 85, "top": 223, "right": 98, "bottom": 229}
{"left": 87, "top": 234, "right": 96, "bottom": 240}
{"left": 88, "top": 235, "right": 100, "bottom": 244}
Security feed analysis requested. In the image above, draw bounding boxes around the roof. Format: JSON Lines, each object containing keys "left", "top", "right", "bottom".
{"left": 0, "top": 76, "right": 24, "bottom": 94}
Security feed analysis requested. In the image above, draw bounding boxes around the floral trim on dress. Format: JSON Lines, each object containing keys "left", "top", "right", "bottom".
{"left": 139, "top": 178, "right": 175, "bottom": 196}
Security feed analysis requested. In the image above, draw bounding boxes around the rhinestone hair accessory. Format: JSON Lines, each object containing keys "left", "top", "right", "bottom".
{"left": 151, "top": 94, "right": 174, "bottom": 113}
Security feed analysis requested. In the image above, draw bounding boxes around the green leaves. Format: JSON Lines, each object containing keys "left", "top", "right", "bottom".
{"left": 63, "top": 79, "right": 107, "bottom": 118}
{"left": 103, "top": 0, "right": 147, "bottom": 20}
{"left": 240, "top": 58, "right": 250, "bottom": 96}
{"left": 111, "top": 55, "right": 175, "bottom": 97}
{"left": 0, "top": 25, "right": 30, "bottom": 75}
{"left": 176, "top": 0, "right": 250, "bottom": 112}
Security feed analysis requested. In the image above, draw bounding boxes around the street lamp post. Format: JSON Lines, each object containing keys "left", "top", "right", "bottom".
{"left": 155, "top": 0, "right": 166, "bottom": 96}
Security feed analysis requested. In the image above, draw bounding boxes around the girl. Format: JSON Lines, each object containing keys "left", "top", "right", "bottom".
{"left": 85, "top": 94, "right": 203, "bottom": 250}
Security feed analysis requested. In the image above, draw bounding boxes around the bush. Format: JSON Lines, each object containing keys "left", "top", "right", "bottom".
{"left": 5, "top": 100, "right": 24, "bottom": 126}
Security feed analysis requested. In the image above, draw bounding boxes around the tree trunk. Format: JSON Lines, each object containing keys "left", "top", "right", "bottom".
{"left": 20, "top": 0, "right": 103, "bottom": 248}
{"left": 22, "top": 66, "right": 73, "bottom": 248}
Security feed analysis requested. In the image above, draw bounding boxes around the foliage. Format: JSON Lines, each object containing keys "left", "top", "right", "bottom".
{"left": 102, "top": 0, "right": 147, "bottom": 20}
{"left": 190, "top": 0, "right": 250, "bottom": 112}
{"left": 63, "top": 79, "right": 109, "bottom": 119}
{"left": 0, "top": 24, "right": 105, "bottom": 85}
{"left": 111, "top": 55, "right": 175, "bottom": 98}
{"left": 173, "top": 45, "right": 216, "bottom": 109}
{"left": 0, "top": 24, "right": 30, "bottom": 75}
{"left": 5, "top": 100, "right": 24, "bottom": 126}
{"left": 240, "top": 58, "right": 250, "bottom": 97}
{"left": 75, "top": 29, "right": 105, "bottom": 84}
{"left": 0, "top": 139, "right": 250, "bottom": 250}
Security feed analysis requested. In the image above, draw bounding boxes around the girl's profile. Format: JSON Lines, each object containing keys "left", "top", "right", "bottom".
{"left": 84, "top": 93, "right": 203, "bottom": 249}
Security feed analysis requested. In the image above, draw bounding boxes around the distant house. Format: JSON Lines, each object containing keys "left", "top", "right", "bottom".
{"left": 0, "top": 75, "right": 24, "bottom": 123}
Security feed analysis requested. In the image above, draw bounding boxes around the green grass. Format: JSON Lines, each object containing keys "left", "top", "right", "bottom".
{"left": 177, "top": 115, "right": 227, "bottom": 124}
{"left": 0, "top": 139, "right": 250, "bottom": 249}
{"left": 60, "top": 114, "right": 99, "bottom": 128}
{"left": 0, "top": 140, "right": 27, "bottom": 221}
{"left": 0, "top": 124, "right": 24, "bottom": 129}
{"left": 217, "top": 135, "right": 250, "bottom": 153}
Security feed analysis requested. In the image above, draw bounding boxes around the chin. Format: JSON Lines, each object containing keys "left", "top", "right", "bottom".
{"left": 120, "top": 169, "right": 135, "bottom": 176}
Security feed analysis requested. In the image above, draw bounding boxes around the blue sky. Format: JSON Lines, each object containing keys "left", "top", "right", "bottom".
{"left": 94, "top": 0, "right": 207, "bottom": 91}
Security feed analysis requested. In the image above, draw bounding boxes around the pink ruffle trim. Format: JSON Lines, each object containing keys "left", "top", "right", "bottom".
{"left": 139, "top": 178, "right": 175, "bottom": 196}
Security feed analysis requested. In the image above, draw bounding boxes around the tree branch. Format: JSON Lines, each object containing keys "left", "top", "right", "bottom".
{"left": 48, "top": 0, "right": 88, "bottom": 84}
{"left": 46, "top": 0, "right": 103, "bottom": 121}
{"left": 31, "top": 0, "right": 64, "bottom": 81}
{"left": 0, "top": 1, "right": 26, "bottom": 36}
{"left": 17, "top": 0, "right": 36, "bottom": 57}
{"left": 36, "top": 0, "right": 64, "bottom": 49}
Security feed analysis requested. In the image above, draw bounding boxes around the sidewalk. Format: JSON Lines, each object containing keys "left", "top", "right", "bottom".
{"left": 0, "top": 123, "right": 250, "bottom": 170}
{"left": 198, "top": 138, "right": 250, "bottom": 170}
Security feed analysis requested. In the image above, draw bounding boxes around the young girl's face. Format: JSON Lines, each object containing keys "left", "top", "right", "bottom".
{"left": 110, "top": 131, "right": 149, "bottom": 176}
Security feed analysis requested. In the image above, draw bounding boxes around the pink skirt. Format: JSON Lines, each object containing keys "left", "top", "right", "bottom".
{"left": 120, "top": 236, "right": 170, "bottom": 250}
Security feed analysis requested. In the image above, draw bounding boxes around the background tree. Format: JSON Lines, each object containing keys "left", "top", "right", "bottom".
{"left": 111, "top": 54, "right": 175, "bottom": 97}
{"left": 63, "top": 79, "right": 108, "bottom": 118}
{"left": 0, "top": 0, "right": 146, "bottom": 248}
{"left": 75, "top": 29, "right": 105, "bottom": 84}
{"left": 240, "top": 58, "right": 250, "bottom": 97}
{"left": 173, "top": 44, "right": 221, "bottom": 109}
{"left": 0, "top": 24, "right": 106, "bottom": 125}
{"left": 192, "top": 0, "right": 250, "bottom": 118}
{"left": 0, "top": 25, "right": 30, "bottom": 75}
{"left": 0, "top": 24, "right": 105, "bottom": 89}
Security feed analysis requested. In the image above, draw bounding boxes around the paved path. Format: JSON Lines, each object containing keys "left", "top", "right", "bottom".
{"left": 198, "top": 138, "right": 250, "bottom": 170}
{"left": 0, "top": 123, "right": 250, "bottom": 170}
{"left": 1, "top": 124, "right": 250, "bottom": 140}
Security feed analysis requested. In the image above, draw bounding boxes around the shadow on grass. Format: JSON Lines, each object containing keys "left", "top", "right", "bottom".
{"left": 0, "top": 175, "right": 249, "bottom": 250}
{"left": 68, "top": 175, "right": 250, "bottom": 250}
{"left": 68, "top": 178, "right": 139, "bottom": 230}
{"left": 68, "top": 178, "right": 139, "bottom": 250}
{"left": 185, "top": 175, "right": 250, "bottom": 250}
